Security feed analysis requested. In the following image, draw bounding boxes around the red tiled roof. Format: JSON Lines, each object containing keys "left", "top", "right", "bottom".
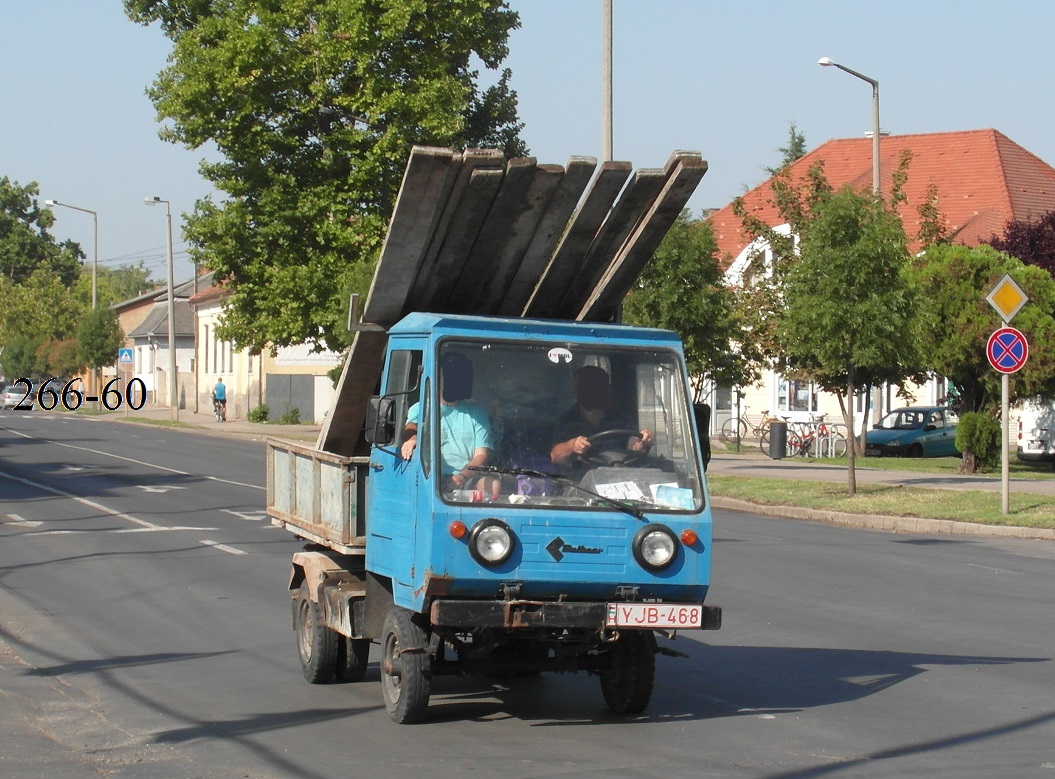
{"left": 708, "top": 128, "right": 1055, "bottom": 262}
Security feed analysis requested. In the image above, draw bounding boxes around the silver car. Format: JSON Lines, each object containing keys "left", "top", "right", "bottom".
{"left": 1, "top": 383, "right": 33, "bottom": 409}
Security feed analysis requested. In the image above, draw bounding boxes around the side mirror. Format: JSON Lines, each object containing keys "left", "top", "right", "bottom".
{"left": 693, "top": 403, "right": 712, "bottom": 471}
{"left": 365, "top": 396, "right": 397, "bottom": 445}
{"left": 872, "top": 423, "right": 880, "bottom": 429}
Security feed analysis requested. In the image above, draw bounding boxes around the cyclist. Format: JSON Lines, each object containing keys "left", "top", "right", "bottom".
{"left": 212, "top": 377, "right": 227, "bottom": 422}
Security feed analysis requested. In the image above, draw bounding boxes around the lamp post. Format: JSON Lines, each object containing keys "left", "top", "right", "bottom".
{"left": 818, "top": 56, "right": 880, "bottom": 195}
{"left": 44, "top": 199, "right": 98, "bottom": 308}
{"left": 601, "top": 0, "right": 613, "bottom": 161}
{"left": 145, "top": 196, "right": 179, "bottom": 421}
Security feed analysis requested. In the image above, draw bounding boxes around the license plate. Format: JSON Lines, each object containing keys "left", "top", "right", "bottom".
{"left": 606, "top": 602, "right": 703, "bottom": 629}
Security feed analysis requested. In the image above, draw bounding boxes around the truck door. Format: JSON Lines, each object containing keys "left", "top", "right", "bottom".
{"left": 365, "top": 344, "right": 425, "bottom": 596}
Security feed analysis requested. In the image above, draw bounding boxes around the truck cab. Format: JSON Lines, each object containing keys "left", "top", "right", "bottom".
{"left": 357, "top": 313, "right": 719, "bottom": 720}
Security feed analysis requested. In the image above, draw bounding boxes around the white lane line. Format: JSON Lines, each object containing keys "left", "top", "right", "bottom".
{"left": 4, "top": 513, "right": 42, "bottom": 528}
{"left": 200, "top": 539, "right": 247, "bottom": 556}
{"left": 30, "top": 527, "right": 215, "bottom": 536}
{"left": 0, "top": 469, "right": 207, "bottom": 532}
{"left": 221, "top": 509, "right": 270, "bottom": 521}
{"left": 3, "top": 428, "right": 264, "bottom": 491}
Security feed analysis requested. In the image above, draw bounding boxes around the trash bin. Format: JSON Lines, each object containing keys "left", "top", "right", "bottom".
{"left": 768, "top": 421, "right": 787, "bottom": 459}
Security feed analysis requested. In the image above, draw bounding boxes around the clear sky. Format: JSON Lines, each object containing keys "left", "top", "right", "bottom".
{"left": 4, "top": 1, "right": 1055, "bottom": 284}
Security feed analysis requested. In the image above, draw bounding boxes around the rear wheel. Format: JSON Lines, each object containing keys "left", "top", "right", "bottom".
{"left": 908, "top": 443, "right": 924, "bottom": 458}
{"left": 292, "top": 584, "right": 338, "bottom": 684}
{"left": 380, "top": 608, "right": 431, "bottom": 724}
{"left": 786, "top": 433, "right": 803, "bottom": 457}
{"left": 336, "top": 636, "right": 371, "bottom": 683}
{"left": 600, "top": 630, "right": 657, "bottom": 714}
{"left": 719, "top": 417, "right": 747, "bottom": 444}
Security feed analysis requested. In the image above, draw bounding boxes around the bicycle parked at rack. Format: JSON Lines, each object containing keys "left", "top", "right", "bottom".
{"left": 720, "top": 408, "right": 785, "bottom": 451}
{"left": 785, "top": 414, "right": 848, "bottom": 457}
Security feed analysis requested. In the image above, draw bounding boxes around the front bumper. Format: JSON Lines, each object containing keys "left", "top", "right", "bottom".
{"left": 430, "top": 598, "right": 722, "bottom": 631}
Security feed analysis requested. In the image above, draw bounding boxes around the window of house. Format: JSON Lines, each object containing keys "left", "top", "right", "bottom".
{"left": 778, "top": 377, "right": 817, "bottom": 413}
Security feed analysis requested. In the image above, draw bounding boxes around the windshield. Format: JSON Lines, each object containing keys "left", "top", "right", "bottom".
{"left": 433, "top": 339, "right": 704, "bottom": 512}
{"left": 876, "top": 409, "right": 925, "bottom": 430}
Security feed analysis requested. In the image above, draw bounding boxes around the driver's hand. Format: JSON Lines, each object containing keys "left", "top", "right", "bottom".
{"left": 572, "top": 436, "right": 591, "bottom": 456}
{"left": 630, "top": 429, "right": 654, "bottom": 452}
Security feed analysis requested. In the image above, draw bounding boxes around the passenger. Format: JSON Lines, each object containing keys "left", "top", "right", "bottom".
{"left": 550, "top": 365, "right": 653, "bottom": 470}
{"left": 401, "top": 352, "right": 499, "bottom": 498}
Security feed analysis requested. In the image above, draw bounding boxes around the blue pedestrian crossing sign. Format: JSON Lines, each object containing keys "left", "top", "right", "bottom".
{"left": 118, "top": 348, "right": 134, "bottom": 364}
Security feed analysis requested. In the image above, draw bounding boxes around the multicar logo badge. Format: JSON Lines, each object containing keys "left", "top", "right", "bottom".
{"left": 546, "top": 536, "right": 602, "bottom": 562}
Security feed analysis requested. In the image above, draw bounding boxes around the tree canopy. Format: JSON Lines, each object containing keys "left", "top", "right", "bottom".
{"left": 622, "top": 212, "right": 760, "bottom": 396}
{"left": 905, "top": 243, "right": 1055, "bottom": 412}
{"left": 988, "top": 210, "right": 1055, "bottom": 279}
{"left": 125, "top": 0, "right": 527, "bottom": 353}
{"left": 0, "top": 177, "right": 82, "bottom": 287}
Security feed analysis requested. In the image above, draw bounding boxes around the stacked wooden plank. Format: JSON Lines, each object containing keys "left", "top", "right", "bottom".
{"left": 318, "top": 146, "right": 707, "bottom": 455}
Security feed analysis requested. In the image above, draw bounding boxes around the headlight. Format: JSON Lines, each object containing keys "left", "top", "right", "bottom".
{"left": 468, "top": 518, "right": 515, "bottom": 566}
{"left": 633, "top": 524, "right": 678, "bottom": 571}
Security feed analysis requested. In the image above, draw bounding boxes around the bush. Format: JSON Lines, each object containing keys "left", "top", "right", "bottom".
{"left": 246, "top": 404, "right": 269, "bottom": 423}
{"left": 278, "top": 406, "right": 301, "bottom": 425}
{"left": 955, "top": 412, "right": 1001, "bottom": 471}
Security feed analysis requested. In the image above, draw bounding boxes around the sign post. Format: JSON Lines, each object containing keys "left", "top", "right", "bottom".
{"left": 986, "top": 275, "right": 1029, "bottom": 515}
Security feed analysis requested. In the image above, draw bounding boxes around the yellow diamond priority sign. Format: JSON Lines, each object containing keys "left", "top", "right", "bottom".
{"left": 986, "top": 274, "right": 1028, "bottom": 323}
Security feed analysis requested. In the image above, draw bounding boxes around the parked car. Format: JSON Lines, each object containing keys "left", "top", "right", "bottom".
{"left": 865, "top": 406, "right": 960, "bottom": 458}
{"left": 1016, "top": 397, "right": 1055, "bottom": 463}
{"left": 1, "top": 383, "right": 33, "bottom": 410}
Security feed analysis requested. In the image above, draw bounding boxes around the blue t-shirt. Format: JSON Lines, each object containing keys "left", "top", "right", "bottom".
{"left": 213, "top": 382, "right": 226, "bottom": 401}
{"left": 406, "top": 400, "right": 491, "bottom": 477}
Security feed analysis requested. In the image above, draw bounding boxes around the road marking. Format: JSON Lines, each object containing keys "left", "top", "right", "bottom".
{"left": 221, "top": 509, "right": 270, "bottom": 522}
{"left": 136, "top": 485, "right": 188, "bottom": 494}
{"left": 2, "top": 428, "right": 264, "bottom": 490}
{"left": 200, "top": 539, "right": 247, "bottom": 556}
{"left": 4, "top": 513, "right": 42, "bottom": 528}
{"left": 0, "top": 469, "right": 208, "bottom": 532}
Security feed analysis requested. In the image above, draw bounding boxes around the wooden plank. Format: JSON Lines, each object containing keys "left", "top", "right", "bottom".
{"left": 553, "top": 166, "right": 667, "bottom": 317}
{"left": 500, "top": 156, "right": 596, "bottom": 316}
{"left": 406, "top": 167, "right": 505, "bottom": 313}
{"left": 444, "top": 156, "right": 538, "bottom": 311}
{"left": 316, "top": 329, "right": 389, "bottom": 456}
{"left": 524, "top": 160, "right": 632, "bottom": 318}
{"left": 474, "top": 163, "right": 565, "bottom": 315}
{"left": 578, "top": 153, "right": 708, "bottom": 321}
{"left": 403, "top": 148, "right": 506, "bottom": 316}
{"left": 361, "top": 147, "right": 457, "bottom": 326}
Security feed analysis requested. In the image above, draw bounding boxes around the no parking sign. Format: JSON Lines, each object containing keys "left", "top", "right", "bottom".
{"left": 986, "top": 327, "right": 1028, "bottom": 374}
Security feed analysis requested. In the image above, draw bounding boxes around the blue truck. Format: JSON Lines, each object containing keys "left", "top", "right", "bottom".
{"left": 266, "top": 147, "right": 721, "bottom": 723}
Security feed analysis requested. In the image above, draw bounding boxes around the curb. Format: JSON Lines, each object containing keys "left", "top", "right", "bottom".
{"left": 709, "top": 495, "right": 1055, "bottom": 541}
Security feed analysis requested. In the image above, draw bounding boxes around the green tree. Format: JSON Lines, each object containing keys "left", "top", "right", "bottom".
{"left": 0, "top": 270, "right": 84, "bottom": 346}
{"left": 623, "top": 212, "right": 761, "bottom": 397}
{"left": 125, "top": 0, "right": 526, "bottom": 353}
{"left": 1, "top": 177, "right": 83, "bottom": 287}
{"left": 77, "top": 306, "right": 124, "bottom": 373}
{"left": 781, "top": 187, "right": 924, "bottom": 493}
{"left": 0, "top": 334, "right": 42, "bottom": 379}
{"left": 763, "top": 121, "right": 808, "bottom": 176}
{"left": 906, "top": 243, "right": 1055, "bottom": 414}
{"left": 87, "top": 261, "right": 156, "bottom": 306}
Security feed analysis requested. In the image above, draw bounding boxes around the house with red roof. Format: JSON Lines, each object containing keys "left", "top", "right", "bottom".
{"left": 703, "top": 129, "right": 1055, "bottom": 437}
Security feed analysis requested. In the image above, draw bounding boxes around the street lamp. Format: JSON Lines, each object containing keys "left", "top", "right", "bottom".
{"left": 818, "top": 56, "right": 880, "bottom": 195}
{"left": 44, "top": 199, "right": 98, "bottom": 308}
{"left": 145, "top": 196, "right": 179, "bottom": 422}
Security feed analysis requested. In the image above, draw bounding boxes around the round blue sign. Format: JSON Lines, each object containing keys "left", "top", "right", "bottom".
{"left": 986, "top": 327, "right": 1028, "bottom": 374}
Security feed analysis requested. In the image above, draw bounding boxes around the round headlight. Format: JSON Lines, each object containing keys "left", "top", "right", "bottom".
{"left": 633, "top": 524, "right": 678, "bottom": 571}
{"left": 468, "top": 518, "right": 515, "bottom": 566}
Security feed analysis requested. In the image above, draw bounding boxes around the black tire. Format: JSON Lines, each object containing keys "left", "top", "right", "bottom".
{"left": 600, "top": 630, "right": 657, "bottom": 714}
{"left": 759, "top": 430, "right": 770, "bottom": 455}
{"left": 380, "top": 608, "right": 431, "bottom": 724}
{"left": 719, "top": 417, "right": 746, "bottom": 444}
{"left": 292, "top": 584, "right": 339, "bottom": 684}
{"left": 908, "top": 443, "right": 923, "bottom": 458}
{"left": 335, "top": 636, "right": 371, "bottom": 683}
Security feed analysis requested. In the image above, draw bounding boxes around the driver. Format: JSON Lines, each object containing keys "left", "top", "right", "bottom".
{"left": 549, "top": 365, "right": 653, "bottom": 472}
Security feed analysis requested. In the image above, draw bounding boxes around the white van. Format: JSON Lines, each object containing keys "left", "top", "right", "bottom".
{"left": 1015, "top": 397, "right": 1055, "bottom": 462}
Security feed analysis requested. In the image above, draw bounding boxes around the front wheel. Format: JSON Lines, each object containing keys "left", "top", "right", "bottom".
{"left": 719, "top": 417, "right": 747, "bottom": 444}
{"left": 380, "top": 608, "right": 431, "bottom": 724}
{"left": 600, "top": 630, "right": 657, "bottom": 714}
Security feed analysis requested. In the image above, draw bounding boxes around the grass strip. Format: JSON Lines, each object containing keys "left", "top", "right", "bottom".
{"left": 707, "top": 473, "right": 1055, "bottom": 529}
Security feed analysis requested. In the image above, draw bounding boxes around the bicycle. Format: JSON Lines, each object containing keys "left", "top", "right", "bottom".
{"left": 786, "top": 414, "right": 848, "bottom": 458}
{"left": 813, "top": 414, "right": 848, "bottom": 458}
{"left": 720, "top": 408, "right": 783, "bottom": 449}
{"left": 213, "top": 395, "right": 226, "bottom": 422}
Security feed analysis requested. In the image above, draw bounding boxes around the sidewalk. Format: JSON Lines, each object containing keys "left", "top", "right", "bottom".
{"left": 94, "top": 403, "right": 322, "bottom": 444}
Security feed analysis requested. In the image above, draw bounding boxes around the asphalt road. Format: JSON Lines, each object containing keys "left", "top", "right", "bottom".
{"left": 2, "top": 410, "right": 1054, "bottom": 778}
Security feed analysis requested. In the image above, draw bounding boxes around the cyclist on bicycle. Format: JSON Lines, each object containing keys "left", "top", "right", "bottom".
{"left": 212, "top": 377, "right": 227, "bottom": 422}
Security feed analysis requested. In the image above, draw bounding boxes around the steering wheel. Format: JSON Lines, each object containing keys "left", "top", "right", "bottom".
{"left": 582, "top": 428, "right": 648, "bottom": 466}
